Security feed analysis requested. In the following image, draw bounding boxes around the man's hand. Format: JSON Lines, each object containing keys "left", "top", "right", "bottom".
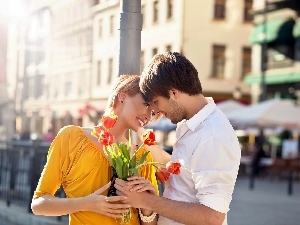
{"left": 115, "top": 177, "right": 155, "bottom": 209}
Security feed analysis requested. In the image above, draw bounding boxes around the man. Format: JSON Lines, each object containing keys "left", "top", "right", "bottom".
{"left": 115, "top": 52, "right": 241, "bottom": 225}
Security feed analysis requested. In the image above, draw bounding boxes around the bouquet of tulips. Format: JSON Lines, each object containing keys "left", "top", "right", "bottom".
{"left": 91, "top": 114, "right": 181, "bottom": 224}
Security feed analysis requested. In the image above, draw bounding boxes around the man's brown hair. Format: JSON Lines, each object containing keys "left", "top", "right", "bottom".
{"left": 139, "top": 52, "right": 202, "bottom": 102}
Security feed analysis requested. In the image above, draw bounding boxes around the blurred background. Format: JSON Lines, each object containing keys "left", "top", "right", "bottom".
{"left": 0, "top": 0, "right": 300, "bottom": 224}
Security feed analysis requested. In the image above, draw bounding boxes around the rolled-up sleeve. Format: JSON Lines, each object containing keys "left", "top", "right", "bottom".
{"left": 191, "top": 137, "right": 240, "bottom": 213}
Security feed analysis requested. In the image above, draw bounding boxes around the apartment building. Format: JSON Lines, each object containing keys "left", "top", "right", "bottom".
{"left": 7, "top": 0, "right": 254, "bottom": 136}
{"left": 245, "top": 0, "right": 300, "bottom": 104}
{"left": 93, "top": 0, "right": 252, "bottom": 102}
{"left": 48, "top": 0, "right": 94, "bottom": 132}
{"left": 182, "top": 0, "right": 252, "bottom": 103}
{"left": 0, "top": 10, "right": 9, "bottom": 140}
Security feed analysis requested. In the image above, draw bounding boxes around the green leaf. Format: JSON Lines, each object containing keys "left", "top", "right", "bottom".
{"left": 115, "top": 157, "right": 124, "bottom": 178}
{"left": 123, "top": 160, "right": 129, "bottom": 178}
{"left": 129, "top": 154, "right": 137, "bottom": 169}
{"left": 121, "top": 143, "right": 131, "bottom": 160}
{"left": 129, "top": 167, "right": 139, "bottom": 177}
{"left": 111, "top": 158, "right": 117, "bottom": 169}
{"left": 137, "top": 151, "right": 150, "bottom": 166}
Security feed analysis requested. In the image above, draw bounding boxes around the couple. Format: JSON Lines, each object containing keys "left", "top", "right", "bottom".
{"left": 31, "top": 52, "right": 241, "bottom": 225}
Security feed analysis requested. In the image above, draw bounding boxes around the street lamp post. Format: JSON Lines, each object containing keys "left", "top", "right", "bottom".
{"left": 118, "top": 0, "right": 142, "bottom": 76}
{"left": 250, "top": 0, "right": 268, "bottom": 190}
{"left": 260, "top": 0, "right": 268, "bottom": 102}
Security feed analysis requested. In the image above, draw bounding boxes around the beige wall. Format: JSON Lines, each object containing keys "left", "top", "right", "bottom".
{"left": 182, "top": 0, "right": 252, "bottom": 99}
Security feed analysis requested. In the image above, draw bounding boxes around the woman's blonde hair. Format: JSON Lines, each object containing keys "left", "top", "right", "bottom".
{"left": 104, "top": 74, "right": 143, "bottom": 114}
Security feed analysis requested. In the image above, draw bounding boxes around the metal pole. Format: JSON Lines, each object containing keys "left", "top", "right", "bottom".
{"left": 118, "top": 0, "right": 142, "bottom": 76}
{"left": 260, "top": 0, "right": 268, "bottom": 102}
{"left": 250, "top": 0, "right": 268, "bottom": 190}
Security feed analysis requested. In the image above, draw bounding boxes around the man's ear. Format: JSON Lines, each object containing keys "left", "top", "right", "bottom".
{"left": 169, "top": 89, "right": 179, "bottom": 99}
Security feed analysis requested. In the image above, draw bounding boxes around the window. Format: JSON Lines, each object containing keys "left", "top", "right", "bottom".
{"left": 267, "top": 43, "right": 294, "bottom": 69}
{"left": 244, "top": 0, "right": 253, "bottom": 22}
{"left": 211, "top": 45, "right": 226, "bottom": 79}
{"left": 214, "top": 0, "right": 226, "bottom": 20}
{"left": 152, "top": 48, "right": 158, "bottom": 56}
{"left": 92, "top": 0, "right": 99, "bottom": 6}
{"left": 109, "top": 15, "right": 114, "bottom": 36}
{"left": 107, "top": 58, "right": 113, "bottom": 84}
{"left": 65, "top": 80, "right": 73, "bottom": 97}
{"left": 242, "top": 47, "right": 251, "bottom": 79}
{"left": 140, "top": 51, "right": 145, "bottom": 73}
{"left": 167, "top": 0, "right": 173, "bottom": 20}
{"left": 99, "top": 19, "right": 103, "bottom": 38}
{"left": 97, "top": 61, "right": 101, "bottom": 86}
{"left": 153, "top": 1, "right": 158, "bottom": 23}
{"left": 165, "top": 45, "right": 172, "bottom": 52}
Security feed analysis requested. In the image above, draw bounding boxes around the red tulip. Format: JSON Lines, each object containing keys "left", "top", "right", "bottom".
{"left": 99, "top": 131, "right": 115, "bottom": 146}
{"left": 166, "top": 161, "right": 181, "bottom": 175}
{"left": 143, "top": 131, "right": 157, "bottom": 146}
{"left": 91, "top": 125, "right": 106, "bottom": 139}
{"left": 155, "top": 168, "right": 170, "bottom": 183}
{"left": 102, "top": 114, "right": 118, "bottom": 130}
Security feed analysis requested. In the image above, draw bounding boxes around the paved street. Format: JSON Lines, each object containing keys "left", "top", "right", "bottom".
{"left": 228, "top": 176, "right": 300, "bottom": 225}
{"left": 0, "top": 176, "right": 299, "bottom": 225}
{"left": 0, "top": 218, "right": 18, "bottom": 225}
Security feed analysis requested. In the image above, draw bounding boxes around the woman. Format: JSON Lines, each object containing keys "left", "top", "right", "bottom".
{"left": 31, "top": 75, "right": 159, "bottom": 225}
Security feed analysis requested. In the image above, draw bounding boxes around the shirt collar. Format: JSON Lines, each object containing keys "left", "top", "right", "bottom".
{"left": 185, "top": 97, "right": 216, "bottom": 132}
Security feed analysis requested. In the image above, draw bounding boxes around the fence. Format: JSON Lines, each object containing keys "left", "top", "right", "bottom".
{"left": 0, "top": 140, "right": 65, "bottom": 220}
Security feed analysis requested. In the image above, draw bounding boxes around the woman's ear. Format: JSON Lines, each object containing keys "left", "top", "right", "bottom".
{"left": 117, "top": 92, "right": 125, "bottom": 103}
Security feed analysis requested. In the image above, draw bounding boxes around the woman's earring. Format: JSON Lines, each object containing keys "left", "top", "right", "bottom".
{"left": 121, "top": 100, "right": 124, "bottom": 103}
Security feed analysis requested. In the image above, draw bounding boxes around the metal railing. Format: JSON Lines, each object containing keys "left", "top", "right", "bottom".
{"left": 0, "top": 140, "right": 65, "bottom": 220}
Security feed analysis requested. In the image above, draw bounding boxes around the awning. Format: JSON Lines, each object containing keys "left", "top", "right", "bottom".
{"left": 244, "top": 72, "right": 300, "bottom": 85}
{"left": 250, "top": 18, "right": 295, "bottom": 44}
{"left": 293, "top": 19, "right": 300, "bottom": 38}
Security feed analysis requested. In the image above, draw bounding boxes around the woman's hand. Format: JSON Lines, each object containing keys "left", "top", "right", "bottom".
{"left": 126, "top": 176, "right": 158, "bottom": 195}
{"left": 84, "top": 181, "right": 131, "bottom": 218}
{"left": 115, "top": 177, "right": 158, "bottom": 223}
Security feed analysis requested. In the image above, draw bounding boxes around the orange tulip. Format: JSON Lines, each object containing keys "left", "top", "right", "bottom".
{"left": 155, "top": 168, "right": 170, "bottom": 183}
{"left": 99, "top": 131, "right": 115, "bottom": 146}
{"left": 102, "top": 114, "right": 118, "bottom": 130}
{"left": 143, "top": 131, "right": 157, "bottom": 146}
{"left": 91, "top": 125, "right": 106, "bottom": 139}
{"left": 166, "top": 161, "right": 181, "bottom": 175}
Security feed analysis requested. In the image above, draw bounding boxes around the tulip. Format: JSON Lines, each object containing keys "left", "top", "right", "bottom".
{"left": 99, "top": 131, "right": 115, "bottom": 146}
{"left": 155, "top": 167, "right": 170, "bottom": 183}
{"left": 143, "top": 131, "right": 157, "bottom": 146}
{"left": 166, "top": 161, "right": 181, "bottom": 175}
{"left": 91, "top": 125, "right": 106, "bottom": 139}
{"left": 102, "top": 114, "right": 118, "bottom": 130}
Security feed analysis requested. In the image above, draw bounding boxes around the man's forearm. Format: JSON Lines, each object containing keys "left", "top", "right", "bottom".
{"left": 141, "top": 193, "right": 225, "bottom": 225}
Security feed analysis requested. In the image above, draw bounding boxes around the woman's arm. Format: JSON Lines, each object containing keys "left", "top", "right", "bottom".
{"left": 31, "top": 182, "right": 130, "bottom": 218}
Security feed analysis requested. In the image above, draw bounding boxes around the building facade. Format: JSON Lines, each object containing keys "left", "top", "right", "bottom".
{"left": 245, "top": 0, "right": 300, "bottom": 104}
{"left": 6, "top": 0, "right": 254, "bottom": 137}
{"left": 183, "top": 0, "right": 253, "bottom": 103}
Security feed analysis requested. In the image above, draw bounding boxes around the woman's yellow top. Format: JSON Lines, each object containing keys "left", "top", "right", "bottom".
{"left": 33, "top": 125, "right": 159, "bottom": 225}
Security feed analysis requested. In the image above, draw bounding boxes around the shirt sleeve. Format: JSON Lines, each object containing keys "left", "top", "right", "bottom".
{"left": 190, "top": 137, "right": 240, "bottom": 213}
{"left": 32, "top": 126, "right": 74, "bottom": 199}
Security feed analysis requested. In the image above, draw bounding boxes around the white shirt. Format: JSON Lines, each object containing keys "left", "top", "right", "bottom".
{"left": 158, "top": 98, "right": 241, "bottom": 225}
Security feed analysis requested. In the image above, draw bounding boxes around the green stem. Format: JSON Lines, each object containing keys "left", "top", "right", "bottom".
{"left": 135, "top": 161, "right": 165, "bottom": 170}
